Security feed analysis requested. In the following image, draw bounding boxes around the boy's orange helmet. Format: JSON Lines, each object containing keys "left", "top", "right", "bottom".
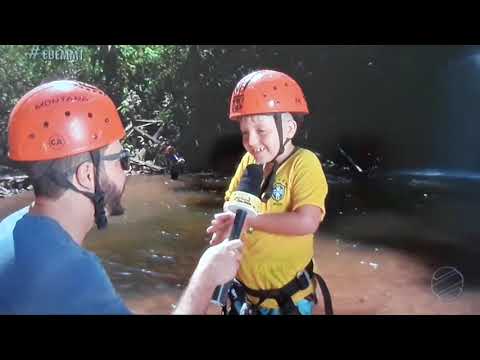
{"left": 229, "top": 70, "right": 309, "bottom": 120}
{"left": 8, "top": 80, "right": 126, "bottom": 161}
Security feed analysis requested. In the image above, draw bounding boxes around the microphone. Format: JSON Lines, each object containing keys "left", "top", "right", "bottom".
{"left": 211, "top": 164, "right": 263, "bottom": 308}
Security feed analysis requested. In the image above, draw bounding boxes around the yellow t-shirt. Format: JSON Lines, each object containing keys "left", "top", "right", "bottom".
{"left": 225, "top": 147, "right": 329, "bottom": 308}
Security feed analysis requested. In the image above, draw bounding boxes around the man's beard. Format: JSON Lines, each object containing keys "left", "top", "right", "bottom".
{"left": 100, "top": 175, "right": 126, "bottom": 217}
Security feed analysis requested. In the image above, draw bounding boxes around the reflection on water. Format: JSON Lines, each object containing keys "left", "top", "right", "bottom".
{"left": 84, "top": 176, "right": 219, "bottom": 306}
{"left": 87, "top": 174, "right": 480, "bottom": 314}
{"left": 2, "top": 173, "right": 480, "bottom": 314}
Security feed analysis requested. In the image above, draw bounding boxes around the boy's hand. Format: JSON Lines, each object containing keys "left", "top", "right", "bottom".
{"left": 207, "top": 211, "right": 243, "bottom": 245}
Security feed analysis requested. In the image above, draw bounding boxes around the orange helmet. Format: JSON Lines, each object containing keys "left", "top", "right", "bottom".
{"left": 8, "top": 80, "right": 126, "bottom": 162}
{"left": 229, "top": 70, "right": 309, "bottom": 120}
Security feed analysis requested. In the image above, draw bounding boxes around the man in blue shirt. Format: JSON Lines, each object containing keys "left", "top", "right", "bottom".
{"left": 0, "top": 80, "right": 242, "bottom": 315}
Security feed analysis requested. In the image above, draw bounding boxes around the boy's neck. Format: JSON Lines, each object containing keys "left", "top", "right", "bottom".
{"left": 262, "top": 142, "right": 297, "bottom": 176}
{"left": 274, "top": 141, "right": 296, "bottom": 165}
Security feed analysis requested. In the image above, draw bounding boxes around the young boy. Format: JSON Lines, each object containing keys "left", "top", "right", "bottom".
{"left": 207, "top": 70, "right": 331, "bottom": 315}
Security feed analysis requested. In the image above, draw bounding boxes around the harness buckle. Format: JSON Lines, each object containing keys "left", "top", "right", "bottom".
{"left": 296, "top": 269, "right": 312, "bottom": 290}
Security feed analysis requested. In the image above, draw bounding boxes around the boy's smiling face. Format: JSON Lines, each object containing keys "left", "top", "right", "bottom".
{"left": 240, "top": 115, "right": 279, "bottom": 164}
{"left": 239, "top": 113, "right": 297, "bottom": 164}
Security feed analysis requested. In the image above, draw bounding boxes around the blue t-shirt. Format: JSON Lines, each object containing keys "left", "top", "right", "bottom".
{"left": 0, "top": 213, "right": 131, "bottom": 315}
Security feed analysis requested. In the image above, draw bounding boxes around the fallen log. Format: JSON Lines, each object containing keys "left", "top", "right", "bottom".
{"left": 135, "top": 119, "right": 164, "bottom": 123}
{"left": 134, "top": 127, "right": 162, "bottom": 144}
{"left": 130, "top": 158, "right": 166, "bottom": 173}
{"left": 135, "top": 123, "right": 158, "bottom": 129}
{"left": 125, "top": 128, "right": 135, "bottom": 139}
{"left": 124, "top": 121, "right": 133, "bottom": 133}
{"left": 0, "top": 175, "right": 29, "bottom": 182}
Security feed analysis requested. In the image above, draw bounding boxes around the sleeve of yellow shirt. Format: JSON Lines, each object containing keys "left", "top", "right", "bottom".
{"left": 291, "top": 150, "right": 329, "bottom": 215}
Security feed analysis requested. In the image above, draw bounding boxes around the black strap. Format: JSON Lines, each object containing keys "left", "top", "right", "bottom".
{"left": 314, "top": 273, "right": 334, "bottom": 315}
{"left": 274, "top": 113, "right": 285, "bottom": 157}
{"left": 260, "top": 145, "right": 299, "bottom": 203}
{"left": 42, "top": 150, "right": 108, "bottom": 230}
{"left": 260, "top": 161, "right": 280, "bottom": 202}
{"left": 236, "top": 260, "right": 334, "bottom": 315}
{"left": 238, "top": 261, "right": 312, "bottom": 310}
{"left": 260, "top": 113, "right": 289, "bottom": 203}
{"left": 90, "top": 151, "right": 108, "bottom": 229}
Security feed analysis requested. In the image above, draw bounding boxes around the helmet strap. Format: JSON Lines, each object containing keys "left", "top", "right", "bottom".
{"left": 260, "top": 113, "right": 292, "bottom": 202}
{"left": 42, "top": 150, "right": 108, "bottom": 230}
{"left": 274, "top": 113, "right": 286, "bottom": 157}
{"left": 89, "top": 150, "right": 108, "bottom": 230}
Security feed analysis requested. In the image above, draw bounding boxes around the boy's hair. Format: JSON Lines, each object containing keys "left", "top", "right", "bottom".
{"left": 292, "top": 114, "right": 305, "bottom": 129}
{"left": 15, "top": 148, "right": 106, "bottom": 199}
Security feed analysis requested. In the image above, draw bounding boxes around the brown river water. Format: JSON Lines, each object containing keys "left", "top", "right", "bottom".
{"left": 1, "top": 174, "right": 479, "bottom": 315}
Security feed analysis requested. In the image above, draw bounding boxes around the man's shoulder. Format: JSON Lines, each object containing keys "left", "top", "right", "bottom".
{"left": 0, "top": 207, "right": 29, "bottom": 245}
{"left": 28, "top": 240, "right": 120, "bottom": 312}
{"left": 13, "top": 213, "right": 73, "bottom": 247}
{"left": 0, "top": 206, "right": 29, "bottom": 229}
{"left": 68, "top": 249, "right": 107, "bottom": 279}
{"left": 0, "top": 206, "right": 31, "bottom": 269}
{"left": 57, "top": 251, "right": 130, "bottom": 314}
{"left": 12, "top": 214, "right": 94, "bottom": 275}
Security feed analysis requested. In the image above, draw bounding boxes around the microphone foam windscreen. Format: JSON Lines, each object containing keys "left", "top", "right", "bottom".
{"left": 237, "top": 164, "right": 263, "bottom": 197}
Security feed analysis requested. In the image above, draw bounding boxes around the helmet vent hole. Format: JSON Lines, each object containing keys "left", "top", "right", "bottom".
{"left": 105, "top": 118, "right": 110, "bottom": 124}
{"left": 43, "top": 121, "right": 49, "bottom": 128}
{"left": 273, "top": 86, "right": 277, "bottom": 90}
{"left": 285, "top": 82, "right": 289, "bottom": 87}
{"left": 92, "top": 134, "right": 98, "bottom": 140}
{"left": 65, "top": 111, "right": 70, "bottom": 117}
{"left": 88, "top": 113, "right": 93, "bottom": 118}
{"left": 263, "top": 94, "right": 267, "bottom": 98}
{"left": 28, "top": 133, "right": 35, "bottom": 139}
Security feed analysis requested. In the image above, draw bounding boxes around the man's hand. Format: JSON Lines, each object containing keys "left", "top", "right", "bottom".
{"left": 196, "top": 238, "right": 243, "bottom": 285}
{"left": 173, "top": 238, "right": 243, "bottom": 315}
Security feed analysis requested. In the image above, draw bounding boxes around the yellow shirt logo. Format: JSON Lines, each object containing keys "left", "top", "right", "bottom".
{"left": 271, "top": 182, "right": 286, "bottom": 202}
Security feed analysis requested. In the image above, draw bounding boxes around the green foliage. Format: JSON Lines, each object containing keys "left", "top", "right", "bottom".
{"left": 0, "top": 45, "right": 190, "bottom": 160}
{"left": 3, "top": 45, "right": 457, "bottom": 170}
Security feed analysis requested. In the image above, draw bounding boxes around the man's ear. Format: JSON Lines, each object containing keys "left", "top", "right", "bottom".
{"left": 74, "top": 161, "right": 95, "bottom": 192}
